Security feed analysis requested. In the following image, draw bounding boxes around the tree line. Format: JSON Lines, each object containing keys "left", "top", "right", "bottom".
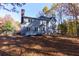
{"left": 42, "top": 3, "right": 79, "bottom": 36}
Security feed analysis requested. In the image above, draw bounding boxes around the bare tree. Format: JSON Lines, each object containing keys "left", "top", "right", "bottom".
{"left": 0, "top": 3, "right": 26, "bottom": 13}
{"left": 62, "top": 3, "right": 79, "bottom": 36}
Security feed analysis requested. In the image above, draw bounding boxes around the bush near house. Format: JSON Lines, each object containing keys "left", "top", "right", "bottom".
{"left": 2, "top": 20, "right": 15, "bottom": 35}
{"left": 58, "top": 23, "right": 67, "bottom": 35}
{"left": 58, "top": 20, "right": 79, "bottom": 36}
{"left": 0, "top": 15, "right": 20, "bottom": 35}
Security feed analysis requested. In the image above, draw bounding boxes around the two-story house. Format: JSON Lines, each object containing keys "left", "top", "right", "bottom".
{"left": 20, "top": 9, "right": 56, "bottom": 36}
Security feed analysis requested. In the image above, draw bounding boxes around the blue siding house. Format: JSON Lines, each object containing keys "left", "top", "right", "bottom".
{"left": 20, "top": 9, "right": 56, "bottom": 36}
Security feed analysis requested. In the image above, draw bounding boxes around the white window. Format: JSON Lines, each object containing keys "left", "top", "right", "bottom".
{"left": 28, "top": 19, "right": 32, "bottom": 22}
{"left": 24, "top": 18, "right": 29, "bottom": 23}
{"left": 34, "top": 27, "right": 38, "bottom": 31}
{"left": 26, "top": 27, "right": 30, "bottom": 31}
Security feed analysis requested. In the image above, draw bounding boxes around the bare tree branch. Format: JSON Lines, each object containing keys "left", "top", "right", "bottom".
{"left": 0, "top": 3, "right": 26, "bottom": 13}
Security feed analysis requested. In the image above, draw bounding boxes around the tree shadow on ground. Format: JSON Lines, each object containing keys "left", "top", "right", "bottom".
{"left": 0, "top": 50, "right": 12, "bottom": 56}
{"left": 0, "top": 35, "right": 79, "bottom": 56}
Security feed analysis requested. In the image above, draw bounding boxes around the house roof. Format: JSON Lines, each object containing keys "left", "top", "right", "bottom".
{"left": 23, "top": 16, "right": 51, "bottom": 21}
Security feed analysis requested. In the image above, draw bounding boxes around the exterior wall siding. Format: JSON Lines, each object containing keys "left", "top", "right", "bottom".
{"left": 20, "top": 17, "right": 56, "bottom": 36}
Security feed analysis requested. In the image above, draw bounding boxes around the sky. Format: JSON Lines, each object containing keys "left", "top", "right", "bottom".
{"left": 0, "top": 3, "right": 52, "bottom": 22}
